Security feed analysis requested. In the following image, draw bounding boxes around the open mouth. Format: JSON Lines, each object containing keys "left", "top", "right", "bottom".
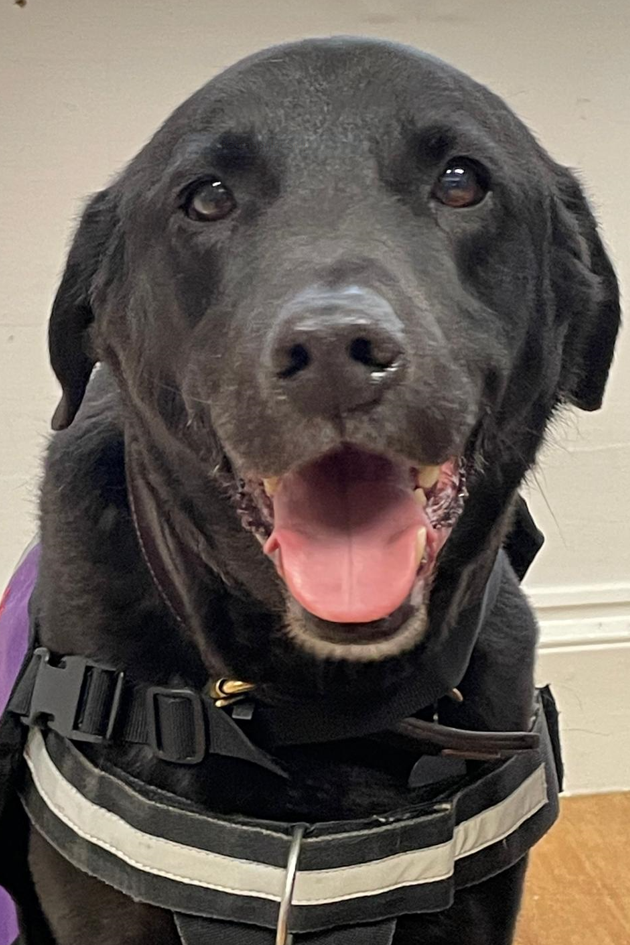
{"left": 236, "top": 446, "right": 467, "bottom": 640}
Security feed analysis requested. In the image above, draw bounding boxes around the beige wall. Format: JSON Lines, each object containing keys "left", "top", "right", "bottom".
{"left": 1, "top": 0, "right": 628, "bottom": 613}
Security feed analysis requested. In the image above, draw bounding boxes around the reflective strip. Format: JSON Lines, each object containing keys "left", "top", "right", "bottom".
{"left": 25, "top": 730, "right": 284, "bottom": 902}
{"left": 24, "top": 729, "right": 548, "bottom": 907}
{"left": 294, "top": 765, "right": 548, "bottom": 905}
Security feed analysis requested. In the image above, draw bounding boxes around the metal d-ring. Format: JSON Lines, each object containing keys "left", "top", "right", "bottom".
{"left": 276, "top": 823, "right": 306, "bottom": 945}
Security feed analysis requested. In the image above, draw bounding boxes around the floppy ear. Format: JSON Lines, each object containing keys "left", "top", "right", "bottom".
{"left": 551, "top": 167, "right": 621, "bottom": 411}
{"left": 49, "top": 188, "right": 119, "bottom": 430}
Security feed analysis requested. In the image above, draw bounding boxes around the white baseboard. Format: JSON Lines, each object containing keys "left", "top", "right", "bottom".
{"left": 530, "top": 584, "right": 630, "bottom": 795}
{"left": 527, "top": 581, "right": 630, "bottom": 611}
{"left": 537, "top": 613, "right": 630, "bottom": 649}
{"left": 528, "top": 580, "right": 630, "bottom": 647}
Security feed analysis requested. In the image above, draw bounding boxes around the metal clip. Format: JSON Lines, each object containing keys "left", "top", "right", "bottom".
{"left": 209, "top": 678, "right": 256, "bottom": 709}
{"left": 276, "top": 824, "right": 306, "bottom": 945}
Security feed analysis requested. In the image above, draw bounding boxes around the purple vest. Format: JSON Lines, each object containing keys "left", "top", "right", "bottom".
{"left": 0, "top": 542, "right": 40, "bottom": 945}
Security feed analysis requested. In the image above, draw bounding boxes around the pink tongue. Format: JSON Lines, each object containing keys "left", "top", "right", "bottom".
{"left": 264, "top": 449, "right": 426, "bottom": 624}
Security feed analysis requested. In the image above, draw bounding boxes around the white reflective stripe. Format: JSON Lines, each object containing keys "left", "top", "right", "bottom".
{"left": 25, "top": 730, "right": 285, "bottom": 903}
{"left": 24, "top": 729, "right": 548, "bottom": 907}
{"left": 293, "top": 766, "right": 548, "bottom": 905}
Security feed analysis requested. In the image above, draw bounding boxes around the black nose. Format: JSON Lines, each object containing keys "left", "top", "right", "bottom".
{"left": 267, "top": 287, "right": 407, "bottom": 416}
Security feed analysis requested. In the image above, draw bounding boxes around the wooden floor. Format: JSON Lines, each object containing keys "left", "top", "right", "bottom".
{"left": 515, "top": 793, "right": 630, "bottom": 944}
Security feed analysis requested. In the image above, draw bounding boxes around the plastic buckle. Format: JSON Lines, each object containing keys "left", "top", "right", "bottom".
{"left": 146, "top": 687, "right": 206, "bottom": 764}
{"left": 25, "top": 647, "right": 124, "bottom": 743}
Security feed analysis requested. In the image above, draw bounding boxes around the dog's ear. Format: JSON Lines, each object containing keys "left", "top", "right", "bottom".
{"left": 49, "top": 188, "right": 119, "bottom": 430}
{"left": 551, "top": 167, "right": 621, "bottom": 411}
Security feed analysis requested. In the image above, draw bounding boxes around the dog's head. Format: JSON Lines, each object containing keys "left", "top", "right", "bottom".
{"left": 47, "top": 39, "right": 620, "bottom": 671}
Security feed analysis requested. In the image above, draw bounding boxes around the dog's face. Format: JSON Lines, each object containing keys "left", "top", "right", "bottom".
{"left": 48, "top": 39, "right": 619, "bottom": 667}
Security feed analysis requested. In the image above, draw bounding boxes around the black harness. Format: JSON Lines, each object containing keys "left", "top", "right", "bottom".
{"left": 0, "top": 503, "right": 563, "bottom": 945}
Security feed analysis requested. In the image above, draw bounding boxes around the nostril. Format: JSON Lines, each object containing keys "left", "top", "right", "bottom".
{"left": 349, "top": 337, "right": 399, "bottom": 371}
{"left": 269, "top": 289, "right": 408, "bottom": 411}
{"left": 277, "top": 343, "right": 311, "bottom": 379}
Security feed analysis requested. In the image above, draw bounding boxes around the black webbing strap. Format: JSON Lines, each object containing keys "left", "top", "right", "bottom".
{"left": 7, "top": 553, "right": 541, "bottom": 777}
{"left": 174, "top": 912, "right": 397, "bottom": 944}
{"left": 8, "top": 650, "right": 286, "bottom": 776}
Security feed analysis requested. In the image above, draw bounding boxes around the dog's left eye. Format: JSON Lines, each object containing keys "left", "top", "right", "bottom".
{"left": 432, "top": 158, "right": 489, "bottom": 208}
{"left": 184, "top": 179, "right": 237, "bottom": 221}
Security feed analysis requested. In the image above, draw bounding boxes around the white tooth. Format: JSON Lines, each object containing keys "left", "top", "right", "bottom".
{"left": 417, "top": 465, "right": 440, "bottom": 489}
{"left": 263, "top": 477, "right": 280, "bottom": 497}
{"left": 413, "top": 487, "right": 427, "bottom": 507}
{"left": 415, "top": 527, "right": 427, "bottom": 566}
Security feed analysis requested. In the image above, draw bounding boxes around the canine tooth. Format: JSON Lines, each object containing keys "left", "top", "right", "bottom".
{"left": 415, "top": 527, "right": 427, "bottom": 566}
{"left": 263, "top": 477, "right": 280, "bottom": 497}
{"left": 413, "top": 487, "right": 427, "bottom": 507}
{"left": 417, "top": 465, "right": 440, "bottom": 489}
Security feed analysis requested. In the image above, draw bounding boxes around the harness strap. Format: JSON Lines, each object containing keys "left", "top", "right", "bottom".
{"left": 7, "top": 550, "right": 513, "bottom": 774}
{"left": 174, "top": 912, "right": 397, "bottom": 944}
{"left": 390, "top": 716, "right": 539, "bottom": 759}
{"left": 8, "top": 649, "right": 286, "bottom": 776}
{"left": 18, "top": 689, "right": 560, "bottom": 937}
{"left": 7, "top": 615, "right": 540, "bottom": 783}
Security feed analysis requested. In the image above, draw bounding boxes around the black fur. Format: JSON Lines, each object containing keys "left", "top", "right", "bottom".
{"left": 28, "top": 38, "right": 619, "bottom": 943}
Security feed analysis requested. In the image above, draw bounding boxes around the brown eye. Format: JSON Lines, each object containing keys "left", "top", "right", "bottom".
{"left": 185, "top": 179, "right": 236, "bottom": 221}
{"left": 432, "top": 158, "right": 489, "bottom": 208}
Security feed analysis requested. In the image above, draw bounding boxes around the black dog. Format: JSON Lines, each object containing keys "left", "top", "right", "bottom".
{"left": 17, "top": 37, "right": 620, "bottom": 944}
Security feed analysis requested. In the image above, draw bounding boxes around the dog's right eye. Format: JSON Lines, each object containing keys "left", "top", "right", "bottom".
{"left": 184, "top": 179, "right": 237, "bottom": 221}
{"left": 432, "top": 158, "right": 489, "bottom": 208}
